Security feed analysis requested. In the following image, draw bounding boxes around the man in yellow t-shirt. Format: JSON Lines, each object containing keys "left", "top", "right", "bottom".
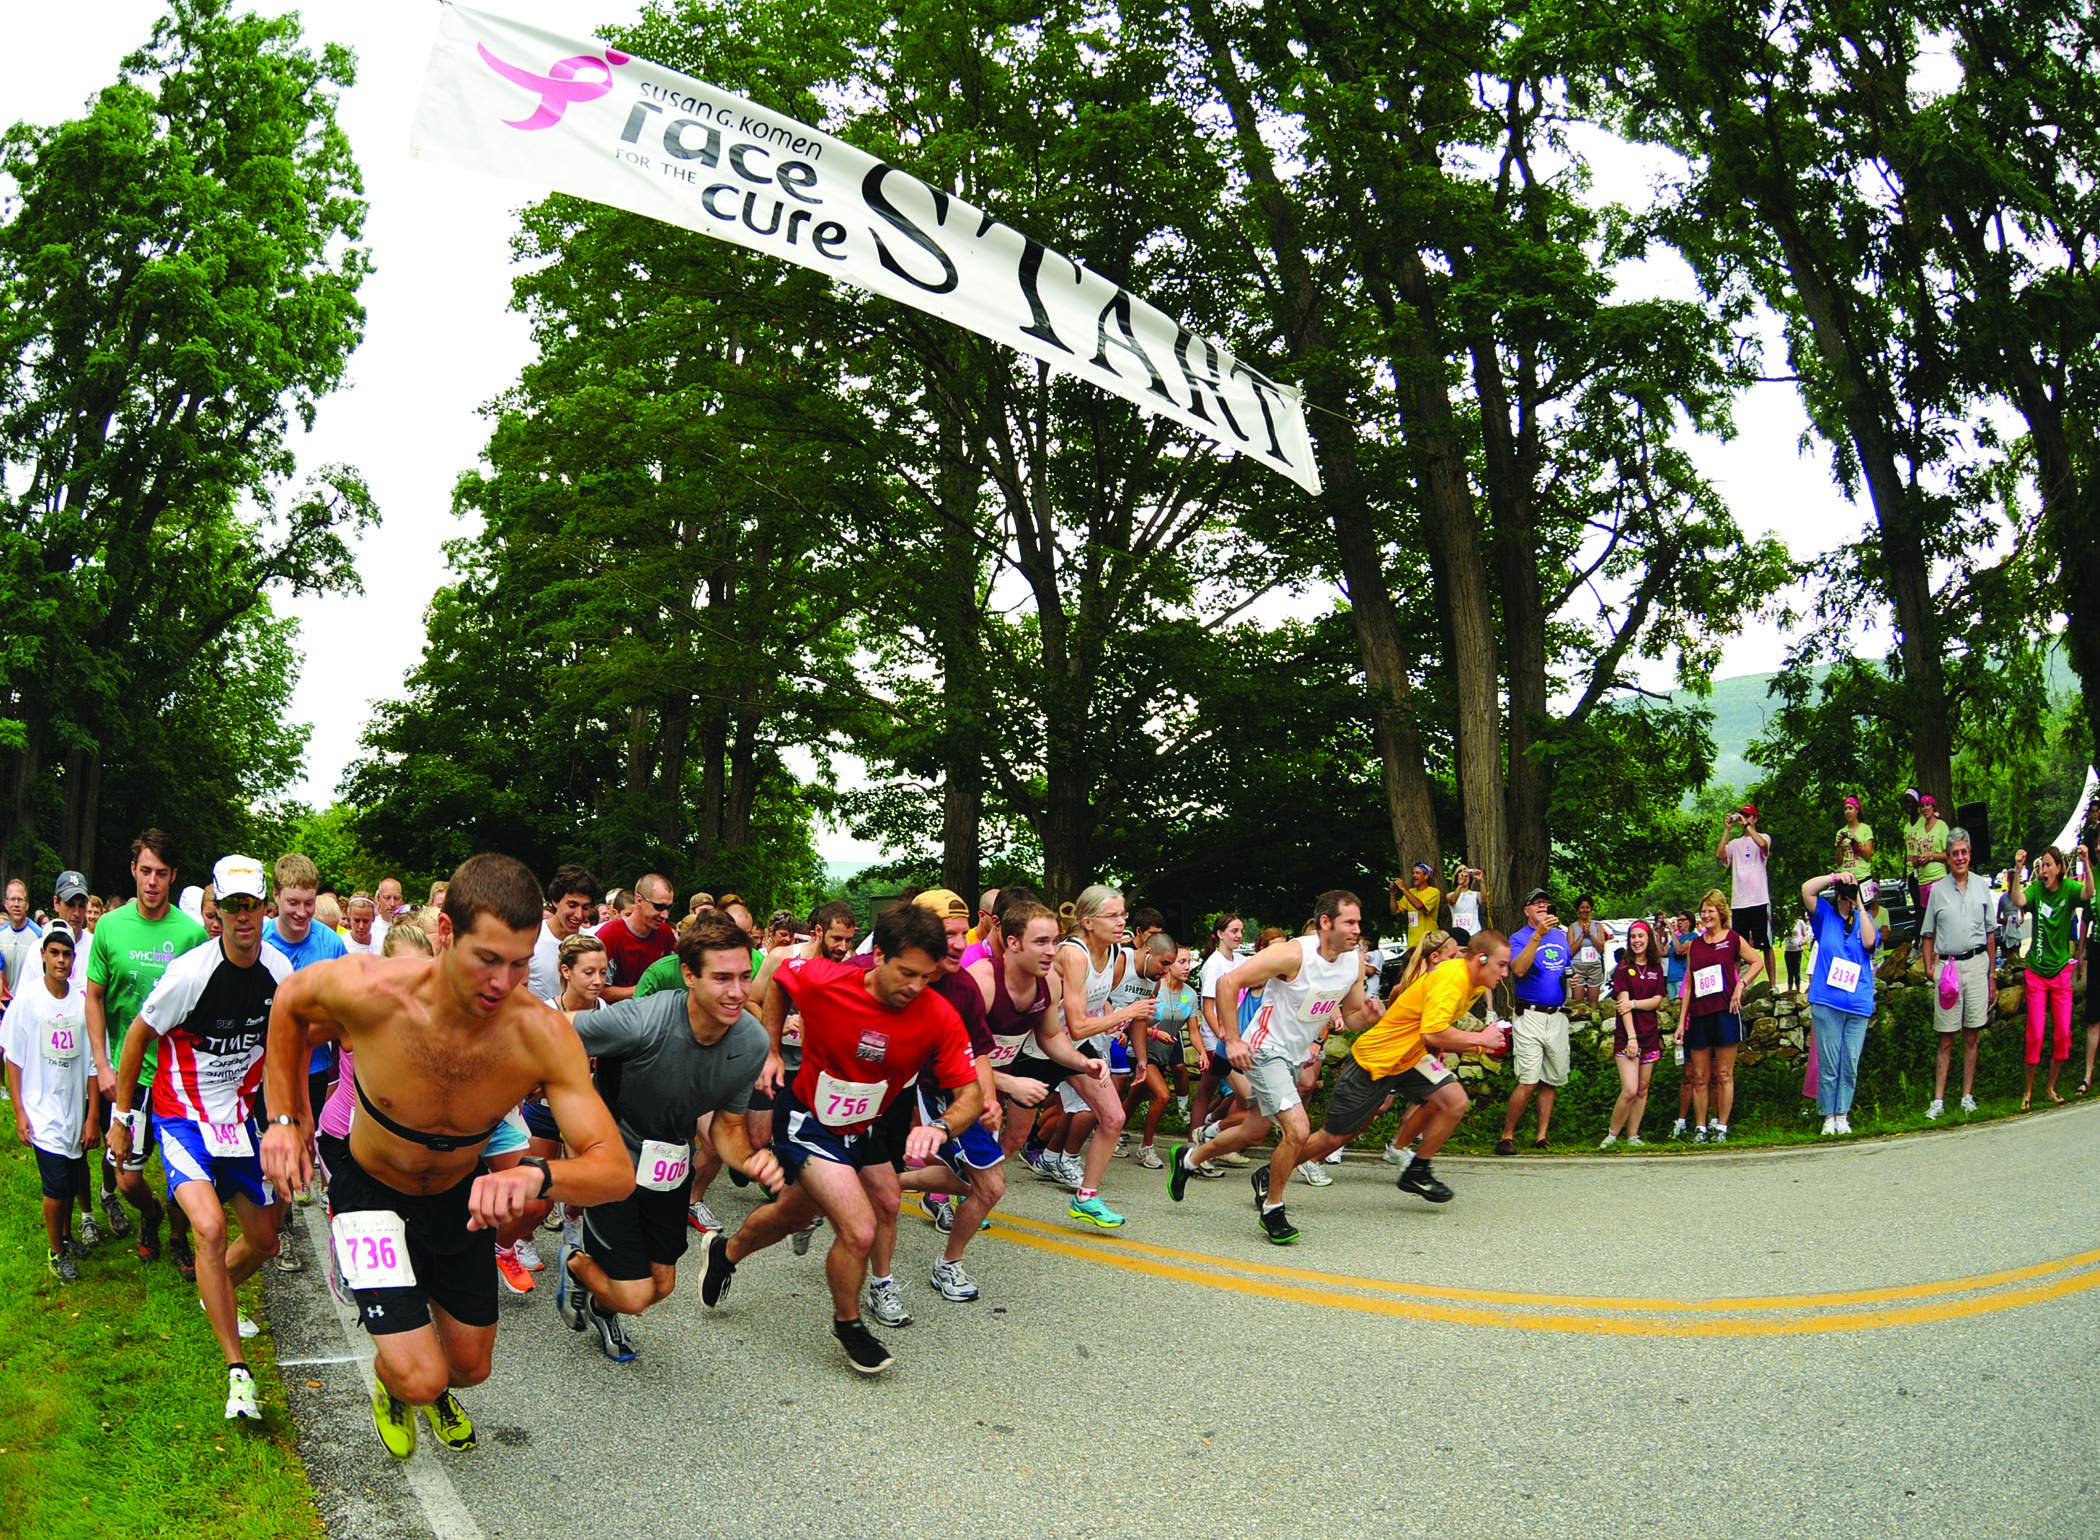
{"left": 1296, "top": 933, "right": 1512, "bottom": 1204}
{"left": 1389, "top": 863, "right": 1444, "bottom": 951}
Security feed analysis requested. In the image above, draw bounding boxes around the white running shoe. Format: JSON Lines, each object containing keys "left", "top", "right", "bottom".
{"left": 1820, "top": 1116, "right": 1836, "bottom": 1136}
{"left": 689, "top": 1198, "right": 722, "bottom": 1233}
{"left": 201, "top": 1299, "right": 260, "bottom": 1339}
{"left": 866, "top": 1276, "right": 912, "bottom": 1327}
{"left": 1835, "top": 1115, "right": 1852, "bottom": 1135}
{"left": 1960, "top": 1094, "right": 1977, "bottom": 1113}
{"left": 225, "top": 1367, "right": 261, "bottom": 1421}
{"left": 513, "top": 1236, "right": 544, "bottom": 1271}
{"left": 1295, "top": 1160, "right": 1333, "bottom": 1187}
{"left": 1380, "top": 1143, "right": 1401, "bottom": 1164}
{"left": 1599, "top": 1134, "right": 1618, "bottom": 1149}
{"left": 930, "top": 1257, "right": 979, "bottom": 1301}
{"left": 1323, "top": 1148, "right": 1344, "bottom": 1165}
{"left": 1625, "top": 1136, "right": 1645, "bottom": 1148}
{"left": 1925, "top": 1099, "right": 1943, "bottom": 1120}
{"left": 1137, "top": 1145, "right": 1164, "bottom": 1169}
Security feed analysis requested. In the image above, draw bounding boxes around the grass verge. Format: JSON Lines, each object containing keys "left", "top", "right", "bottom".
{"left": 0, "top": 1123, "right": 321, "bottom": 1540}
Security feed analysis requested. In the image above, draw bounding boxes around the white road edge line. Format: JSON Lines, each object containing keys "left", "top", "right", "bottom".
{"left": 295, "top": 1201, "right": 488, "bottom": 1540}
{"left": 276, "top": 1354, "right": 367, "bottom": 1368}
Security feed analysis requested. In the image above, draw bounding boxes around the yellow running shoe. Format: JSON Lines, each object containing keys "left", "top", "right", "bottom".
{"left": 372, "top": 1378, "right": 417, "bottom": 1460}
{"left": 423, "top": 1389, "right": 476, "bottom": 1452}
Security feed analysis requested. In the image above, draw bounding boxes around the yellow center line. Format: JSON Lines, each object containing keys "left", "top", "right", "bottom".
{"left": 981, "top": 1220, "right": 2100, "bottom": 1336}
{"left": 983, "top": 1209, "right": 2100, "bottom": 1313}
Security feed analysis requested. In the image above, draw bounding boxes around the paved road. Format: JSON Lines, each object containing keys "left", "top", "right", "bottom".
{"left": 266, "top": 1106, "right": 2100, "bottom": 1539}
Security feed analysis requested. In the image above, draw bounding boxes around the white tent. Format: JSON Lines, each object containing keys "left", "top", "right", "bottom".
{"left": 2049, "top": 766, "right": 2098, "bottom": 857}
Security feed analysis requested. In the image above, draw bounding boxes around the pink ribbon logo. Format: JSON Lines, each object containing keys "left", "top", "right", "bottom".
{"left": 477, "top": 42, "right": 630, "bottom": 131}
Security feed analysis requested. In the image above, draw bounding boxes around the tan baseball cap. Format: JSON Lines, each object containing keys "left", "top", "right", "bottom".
{"left": 913, "top": 888, "right": 970, "bottom": 920}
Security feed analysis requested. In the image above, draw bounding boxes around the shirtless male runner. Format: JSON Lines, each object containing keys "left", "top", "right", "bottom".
{"left": 1169, "top": 890, "right": 1378, "bottom": 1244}
{"left": 698, "top": 902, "right": 981, "bottom": 1375}
{"left": 260, "top": 854, "right": 633, "bottom": 1459}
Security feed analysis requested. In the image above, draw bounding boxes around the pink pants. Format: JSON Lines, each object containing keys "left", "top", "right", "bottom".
{"left": 2025, "top": 968, "right": 2074, "bottom": 1064}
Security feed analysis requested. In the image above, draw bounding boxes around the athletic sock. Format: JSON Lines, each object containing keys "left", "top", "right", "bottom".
{"left": 1076, "top": 1188, "right": 1097, "bottom": 1201}
{"left": 230, "top": 1361, "right": 251, "bottom": 1377}
{"left": 1260, "top": 1200, "right": 1283, "bottom": 1215}
{"left": 870, "top": 1274, "right": 893, "bottom": 1288}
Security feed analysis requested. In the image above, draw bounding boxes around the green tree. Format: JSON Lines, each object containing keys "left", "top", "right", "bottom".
{"left": 0, "top": 0, "right": 375, "bottom": 894}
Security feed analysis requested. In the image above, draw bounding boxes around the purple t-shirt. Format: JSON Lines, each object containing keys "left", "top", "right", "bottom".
{"left": 1726, "top": 835, "right": 1770, "bottom": 908}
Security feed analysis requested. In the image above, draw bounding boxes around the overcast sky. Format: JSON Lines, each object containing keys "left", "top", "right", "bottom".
{"left": 3, "top": 1, "right": 1883, "bottom": 861}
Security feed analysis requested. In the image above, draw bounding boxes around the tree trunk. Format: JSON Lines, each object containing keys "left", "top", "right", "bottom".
{"left": 694, "top": 706, "right": 726, "bottom": 863}
{"left": 1039, "top": 774, "right": 1090, "bottom": 904}
{"left": 1183, "top": 0, "right": 1442, "bottom": 880}
{"left": 1471, "top": 337, "right": 1553, "bottom": 904}
{"left": 936, "top": 414, "right": 984, "bottom": 899}
{"left": 653, "top": 695, "right": 691, "bottom": 852}
{"left": 722, "top": 701, "right": 761, "bottom": 850}
{"left": 4, "top": 714, "right": 44, "bottom": 885}
{"left": 1388, "top": 253, "right": 1510, "bottom": 928}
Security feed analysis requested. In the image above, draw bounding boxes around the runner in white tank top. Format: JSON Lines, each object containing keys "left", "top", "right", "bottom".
{"left": 1168, "top": 891, "right": 1377, "bottom": 1246}
{"left": 1046, "top": 888, "right": 1155, "bottom": 1230}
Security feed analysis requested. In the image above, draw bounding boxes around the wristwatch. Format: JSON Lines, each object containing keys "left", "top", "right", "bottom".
{"left": 271, "top": 1113, "right": 298, "bottom": 1129}
{"left": 518, "top": 1156, "right": 554, "bottom": 1198}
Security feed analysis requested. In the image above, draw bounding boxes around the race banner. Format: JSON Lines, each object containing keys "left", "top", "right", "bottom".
{"left": 410, "top": 5, "right": 1322, "bottom": 492}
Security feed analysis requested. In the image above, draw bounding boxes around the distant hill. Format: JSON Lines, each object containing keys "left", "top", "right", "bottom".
{"left": 1683, "top": 671, "right": 1787, "bottom": 792}
{"left": 1684, "top": 648, "right": 2081, "bottom": 796}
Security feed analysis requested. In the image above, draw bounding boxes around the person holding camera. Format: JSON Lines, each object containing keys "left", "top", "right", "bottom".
{"left": 1834, "top": 796, "right": 1876, "bottom": 882}
{"left": 1716, "top": 804, "right": 1777, "bottom": 1003}
{"left": 1389, "top": 863, "right": 1444, "bottom": 953}
{"left": 1919, "top": 829, "right": 1995, "bottom": 1120}
{"left": 1904, "top": 793, "right": 1951, "bottom": 910}
{"left": 1496, "top": 889, "right": 1574, "bottom": 1154}
{"left": 1802, "top": 868, "right": 1878, "bottom": 1135}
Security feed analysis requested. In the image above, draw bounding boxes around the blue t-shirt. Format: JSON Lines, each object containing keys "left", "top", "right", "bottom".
{"left": 1155, "top": 984, "right": 1196, "bottom": 1024}
{"left": 264, "top": 919, "right": 348, "bottom": 1070}
{"left": 1510, "top": 925, "right": 1572, "bottom": 1009}
{"left": 1806, "top": 898, "right": 1875, "bottom": 1016}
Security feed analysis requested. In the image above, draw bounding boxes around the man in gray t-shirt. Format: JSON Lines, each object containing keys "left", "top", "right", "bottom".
{"left": 555, "top": 916, "right": 778, "bottom": 1361}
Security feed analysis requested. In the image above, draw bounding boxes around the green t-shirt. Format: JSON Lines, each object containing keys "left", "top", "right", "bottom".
{"left": 87, "top": 902, "right": 210, "bottom": 1080}
{"left": 1836, "top": 821, "right": 1875, "bottom": 882}
{"left": 1906, "top": 817, "right": 1949, "bottom": 884}
{"left": 2024, "top": 879, "right": 2085, "bottom": 980}
{"left": 635, "top": 953, "right": 685, "bottom": 998}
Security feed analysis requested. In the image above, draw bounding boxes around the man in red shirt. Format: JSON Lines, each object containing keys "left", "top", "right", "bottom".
{"left": 595, "top": 873, "right": 674, "bottom": 1003}
{"left": 698, "top": 903, "right": 981, "bottom": 1375}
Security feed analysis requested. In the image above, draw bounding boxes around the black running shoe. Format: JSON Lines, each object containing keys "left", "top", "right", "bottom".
{"left": 1167, "top": 1143, "right": 1193, "bottom": 1203}
{"left": 170, "top": 1232, "right": 197, "bottom": 1282}
{"left": 698, "top": 1230, "right": 735, "bottom": 1309}
{"left": 833, "top": 1316, "right": 894, "bottom": 1375}
{"left": 1397, "top": 1158, "right": 1454, "bottom": 1203}
{"left": 1250, "top": 1164, "right": 1269, "bottom": 1210}
{"left": 1258, "top": 1205, "right": 1299, "bottom": 1245}
{"left": 137, "top": 1197, "right": 163, "bottom": 1264}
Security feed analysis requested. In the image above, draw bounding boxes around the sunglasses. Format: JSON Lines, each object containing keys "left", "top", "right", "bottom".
{"left": 634, "top": 897, "right": 669, "bottom": 913}
{"left": 219, "top": 897, "right": 266, "bottom": 916}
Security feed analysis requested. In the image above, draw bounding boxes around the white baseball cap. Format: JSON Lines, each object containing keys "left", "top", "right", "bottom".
{"left": 212, "top": 854, "right": 268, "bottom": 904}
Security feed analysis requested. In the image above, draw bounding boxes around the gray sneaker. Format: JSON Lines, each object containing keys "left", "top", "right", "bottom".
{"left": 930, "top": 1257, "right": 979, "bottom": 1301}
{"left": 866, "top": 1276, "right": 912, "bottom": 1327}
{"left": 790, "top": 1217, "right": 822, "bottom": 1257}
{"left": 100, "top": 1189, "right": 131, "bottom": 1240}
{"left": 590, "top": 1307, "right": 636, "bottom": 1362}
{"left": 78, "top": 1214, "right": 102, "bottom": 1248}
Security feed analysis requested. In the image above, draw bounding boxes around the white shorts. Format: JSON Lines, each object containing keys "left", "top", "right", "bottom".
{"left": 1058, "top": 1033, "right": 1116, "bottom": 1112}
{"left": 1511, "top": 1008, "right": 1571, "bottom": 1088}
{"left": 1246, "top": 1051, "right": 1307, "bottom": 1118}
